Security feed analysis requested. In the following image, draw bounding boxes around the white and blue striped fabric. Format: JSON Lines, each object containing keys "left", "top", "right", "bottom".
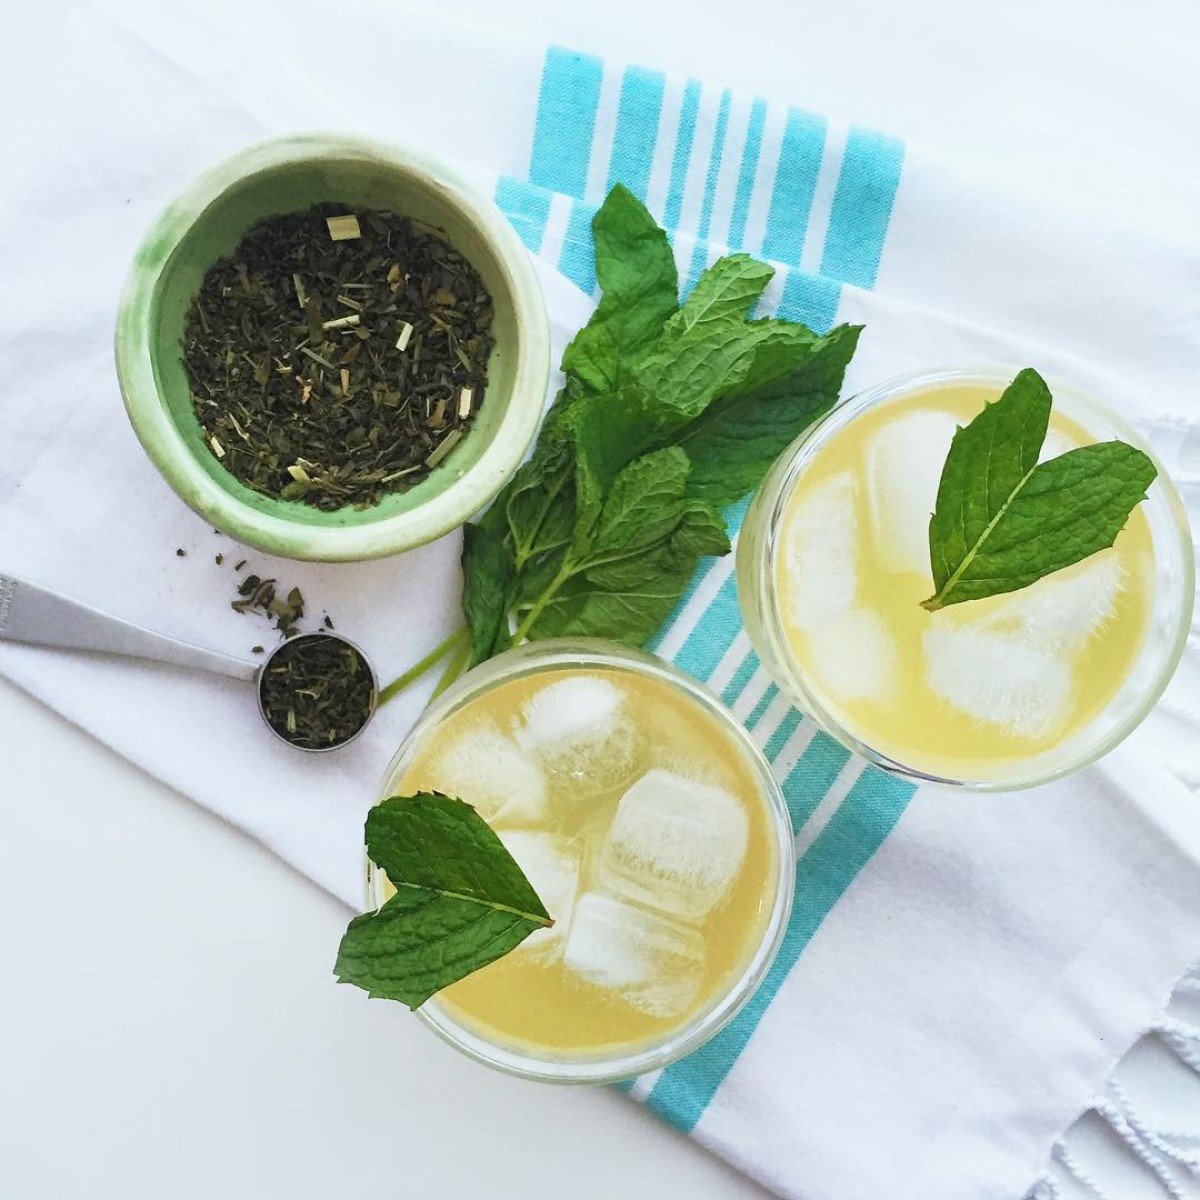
{"left": 491, "top": 46, "right": 917, "bottom": 1132}
{"left": 6, "top": 7, "right": 1200, "bottom": 1199}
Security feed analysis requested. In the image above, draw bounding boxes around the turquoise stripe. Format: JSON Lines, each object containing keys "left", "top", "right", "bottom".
{"left": 644, "top": 769, "right": 916, "bottom": 1132}
{"left": 671, "top": 570, "right": 740, "bottom": 681}
{"left": 778, "top": 268, "right": 841, "bottom": 334}
{"left": 783, "top": 732, "right": 851, "bottom": 831}
{"left": 819, "top": 127, "right": 905, "bottom": 288}
{"left": 646, "top": 552, "right": 720, "bottom": 654}
{"left": 493, "top": 176, "right": 551, "bottom": 253}
{"left": 744, "top": 684, "right": 777, "bottom": 730}
{"left": 764, "top": 708, "right": 802, "bottom": 762}
{"left": 663, "top": 80, "right": 701, "bottom": 229}
{"left": 559, "top": 200, "right": 599, "bottom": 294}
{"left": 760, "top": 109, "right": 827, "bottom": 264}
{"left": 613, "top": 1078, "right": 636, "bottom": 1093}
{"left": 685, "top": 89, "right": 733, "bottom": 288}
{"left": 727, "top": 98, "right": 767, "bottom": 251}
{"left": 530, "top": 47, "right": 603, "bottom": 197}
{"left": 607, "top": 66, "right": 666, "bottom": 200}
{"left": 720, "top": 653, "right": 759, "bottom": 707}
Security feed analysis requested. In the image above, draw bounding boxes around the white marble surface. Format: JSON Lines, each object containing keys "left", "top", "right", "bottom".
{"left": 2, "top": 1, "right": 1198, "bottom": 1197}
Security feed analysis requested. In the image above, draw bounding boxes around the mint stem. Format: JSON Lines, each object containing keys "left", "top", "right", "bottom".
{"left": 378, "top": 627, "right": 469, "bottom": 707}
{"left": 510, "top": 565, "right": 573, "bottom": 646}
{"left": 429, "top": 639, "right": 472, "bottom": 701}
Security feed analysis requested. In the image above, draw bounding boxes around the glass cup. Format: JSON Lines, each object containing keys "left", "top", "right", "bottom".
{"left": 366, "top": 638, "right": 797, "bottom": 1083}
{"left": 736, "top": 365, "right": 1195, "bottom": 791}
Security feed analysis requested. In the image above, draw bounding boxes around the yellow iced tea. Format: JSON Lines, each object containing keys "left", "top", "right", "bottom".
{"left": 382, "top": 664, "right": 780, "bottom": 1056}
{"left": 773, "top": 382, "right": 1154, "bottom": 780}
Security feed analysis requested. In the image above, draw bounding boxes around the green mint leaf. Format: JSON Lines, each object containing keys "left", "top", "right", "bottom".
{"left": 636, "top": 316, "right": 776, "bottom": 422}
{"left": 529, "top": 498, "right": 729, "bottom": 645}
{"left": 676, "top": 323, "right": 861, "bottom": 508}
{"left": 460, "top": 523, "right": 515, "bottom": 666}
{"left": 504, "top": 438, "right": 576, "bottom": 566}
{"left": 561, "top": 386, "right": 663, "bottom": 487}
{"left": 662, "top": 254, "right": 774, "bottom": 339}
{"left": 588, "top": 446, "right": 691, "bottom": 560}
{"left": 560, "top": 184, "right": 679, "bottom": 394}
{"left": 334, "top": 793, "right": 551, "bottom": 1009}
{"left": 923, "top": 368, "right": 1157, "bottom": 610}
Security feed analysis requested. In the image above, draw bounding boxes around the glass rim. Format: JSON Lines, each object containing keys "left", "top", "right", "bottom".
{"left": 747, "top": 363, "right": 1196, "bottom": 792}
{"left": 365, "top": 636, "right": 797, "bottom": 1084}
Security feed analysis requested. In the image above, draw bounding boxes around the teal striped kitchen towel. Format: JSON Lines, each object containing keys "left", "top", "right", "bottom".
{"left": 6, "top": 7, "right": 1200, "bottom": 1200}
{"left": 496, "top": 41, "right": 919, "bottom": 1114}
{"left": 466, "top": 38, "right": 1200, "bottom": 1200}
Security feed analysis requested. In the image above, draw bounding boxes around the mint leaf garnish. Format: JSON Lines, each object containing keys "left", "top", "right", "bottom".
{"left": 922, "top": 367, "right": 1157, "bottom": 611}
{"left": 334, "top": 793, "right": 551, "bottom": 1008}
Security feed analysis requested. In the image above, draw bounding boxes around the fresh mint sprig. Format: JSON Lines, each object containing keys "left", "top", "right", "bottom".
{"left": 922, "top": 367, "right": 1157, "bottom": 611}
{"left": 335, "top": 793, "right": 551, "bottom": 1008}
{"left": 454, "top": 184, "right": 860, "bottom": 676}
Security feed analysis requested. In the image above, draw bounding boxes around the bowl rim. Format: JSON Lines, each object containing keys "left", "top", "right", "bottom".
{"left": 114, "top": 132, "right": 550, "bottom": 562}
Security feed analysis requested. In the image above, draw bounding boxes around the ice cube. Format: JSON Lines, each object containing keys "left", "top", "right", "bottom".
{"left": 784, "top": 472, "right": 859, "bottom": 630}
{"left": 984, "top": 554, "right": 1122, "bottom": 653}
{"left": 923, "top": 625, "right": 1072, "bottom": 739}
{"left": 498, "top": 831, "right": 580, "bottom": 960}
{"left": 804, "top": 608, "right": 899, "bottom": 704}
{"left": 562, "top": 891, "right": 705, "bottom": 1018}
{"left": 516, "top": 675, "right": 646, "bottom": 794}
{"left": 424, "top": 720, "right": 547, "bottom": 827}
{"left": 599, "top": 768, "right": 749, "bottom": 920}
{"left": 864, "top": 408, "right": 959, "bottom": 576}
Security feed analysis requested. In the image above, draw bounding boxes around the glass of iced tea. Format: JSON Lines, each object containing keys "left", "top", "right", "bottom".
{"left": 366, "top": 639, "right": 795, "bottom": 1082}
{"left": 737, "top": 366, "right": 1194, "bottom": 790}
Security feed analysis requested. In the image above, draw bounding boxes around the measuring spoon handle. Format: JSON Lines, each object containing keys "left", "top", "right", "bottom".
{"left": 0, "top": 573, "right": 258, "bottom": 683}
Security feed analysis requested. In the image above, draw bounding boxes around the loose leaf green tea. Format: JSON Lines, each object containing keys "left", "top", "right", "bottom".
{"left": 184, "top": 205, "right": 494, "bottom": 511}
{"left": 334, "top": 793, "right": 552, "bottom": 1008}
{"left": 259, "top": 633, "right": 375, "bottom": 749}
{"left": 922, "top": 368, "right": 1158, "bottom": 611}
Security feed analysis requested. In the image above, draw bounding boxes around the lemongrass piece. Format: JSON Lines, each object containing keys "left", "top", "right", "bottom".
{"left": 325, "top": 214, "right": 361, "bottom": 241}
{"left": 425, "top": 429, "right": 464, "bottom": 468}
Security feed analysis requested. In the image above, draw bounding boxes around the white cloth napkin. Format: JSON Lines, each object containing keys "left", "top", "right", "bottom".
{"left": 2, "top": 4, "right": 1199, "bottom": 1200}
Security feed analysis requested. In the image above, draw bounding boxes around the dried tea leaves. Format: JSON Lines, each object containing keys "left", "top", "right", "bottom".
{"left": 259, "top": 633, "right": 376, "bottom": 749}
{"left": 183, "top": 205, "right": 495, "bottom": 511}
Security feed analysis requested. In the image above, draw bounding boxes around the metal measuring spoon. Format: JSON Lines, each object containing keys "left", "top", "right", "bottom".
{"left": 0, "top": 573, "right": 378, "bottom": 751}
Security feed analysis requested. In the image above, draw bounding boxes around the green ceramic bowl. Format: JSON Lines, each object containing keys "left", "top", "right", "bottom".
{"left": 115, "top": 134, "right": 550, "bottom": 561}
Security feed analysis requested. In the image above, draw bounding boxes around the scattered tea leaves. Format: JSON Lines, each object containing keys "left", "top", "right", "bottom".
{"left": 184, "top": 205, "right": 495, "bottom": 511}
